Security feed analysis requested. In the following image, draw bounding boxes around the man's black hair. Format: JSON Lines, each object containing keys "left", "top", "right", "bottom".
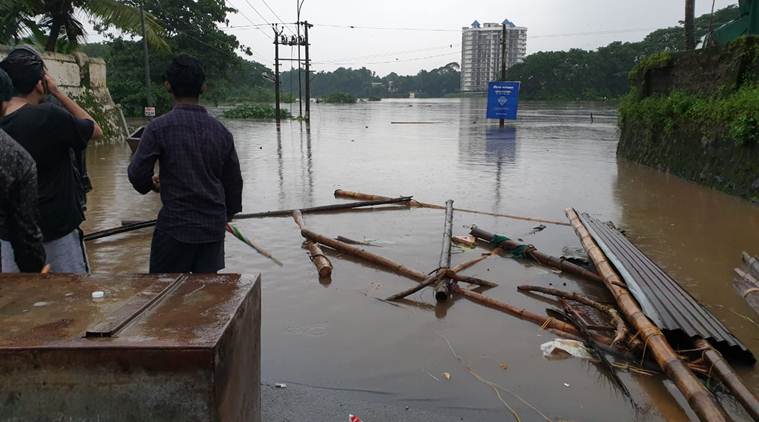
{"left": 0, "top": 45, "right": 45, "bottom": 96}
{"left": 0, "top": 68, "right": 13, "bottom": 101}
{"left": 165, "top": 54, "right": 205, "bottom": 98}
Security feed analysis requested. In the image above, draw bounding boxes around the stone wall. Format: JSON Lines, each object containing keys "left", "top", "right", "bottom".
{"left": 0, "top": 46, "right": 129, "bottom": 144}
{"left": 618, "top": 37, "right": 759, "bottom": 201}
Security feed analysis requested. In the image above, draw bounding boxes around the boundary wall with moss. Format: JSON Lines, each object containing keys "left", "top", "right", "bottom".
{"left": 618, "top": 37, "right": 759, "bottom": 201}
{"left": 0, "top": 45, "right": 128, "bottom": 144}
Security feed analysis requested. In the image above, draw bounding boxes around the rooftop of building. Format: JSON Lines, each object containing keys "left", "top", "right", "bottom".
{"left": 463, "top": 19, "right": 527, "bottom": 31}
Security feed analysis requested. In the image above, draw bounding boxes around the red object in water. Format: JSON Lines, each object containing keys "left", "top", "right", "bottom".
{"left": 349, "top": 415, "right": 363, "bottom": 422}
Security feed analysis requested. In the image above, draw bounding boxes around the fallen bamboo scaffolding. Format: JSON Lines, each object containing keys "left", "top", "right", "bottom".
{"left": 733, "top": 268, "right": 759, "bottom": 315}
{"left": 300, "top": 228, "right": 496, "bottom": 289}
{"left": 387, "top": 249, "right": 500, "bottom": 301}
{"left": 518, "top": 285, "right": 628, "bottom": 346}
{"left": 334, "top": 189, "right": 570, "bottom": 226}
{"left": 743, "top": 251, "right": 759, "bottom": 278}
{"left": 565, "top": 208, "right": 728, "bottom": 422}
{"left": 433, "top": 200, "right": 455, "bottom": 302}
{"left": 694, "top": 338, "right": 759, "bottom": 420}
{"left": 84, "top": 197, "right": 413, "bottom": 242}
{"left": 470, "top": 225, "right": 604, "bottom": 284}
{"left": 292, "top": 210, "right": 332, "bottom": 278}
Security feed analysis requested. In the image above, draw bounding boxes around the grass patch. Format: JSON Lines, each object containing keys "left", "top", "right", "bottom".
{"left": 222, "top": 104, "right": 292, "bottom": 120}
{"left": 619, "top": 85, "right": 759, "bottom": 146}
{"left": 321, "top": 93, "right": 356, "bottom": 103}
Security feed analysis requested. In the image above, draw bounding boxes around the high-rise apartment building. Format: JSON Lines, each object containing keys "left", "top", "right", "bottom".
{"left": 460, "top": 19, "right": 527, "bottom": 92}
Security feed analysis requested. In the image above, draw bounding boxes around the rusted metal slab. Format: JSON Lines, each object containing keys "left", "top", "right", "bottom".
{"left": 0, "top": 272, "right": 261, "bottom": 421}
{"left": 85, "top": 274, "right": 187, "bottom": 337}
{"left": 578, "top": 212, "right": 754, "bottom": 363}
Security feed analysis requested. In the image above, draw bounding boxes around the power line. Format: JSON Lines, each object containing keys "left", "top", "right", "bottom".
{"left": 318, "top": 44, "right": 459, "bottom": 65}
{"left": 225, "top": 0, "right": 273, "bottom": 40}
{"left": 261, "top": 0, "right": 288, "bottom": 27}
{"left": 313, "top": 51, "right": 460, "bottom": 66}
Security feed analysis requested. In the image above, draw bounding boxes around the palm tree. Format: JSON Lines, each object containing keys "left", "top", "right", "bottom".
{"left": 685, "top": 0, "right": 696, "bottom": 49}
{"left": 0, "top": 0, "right": 166, "bottom": 52}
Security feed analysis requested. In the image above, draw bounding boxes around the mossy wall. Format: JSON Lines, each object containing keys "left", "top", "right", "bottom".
{"left": 618, "top": 37, "right": 759, "bottom": 201}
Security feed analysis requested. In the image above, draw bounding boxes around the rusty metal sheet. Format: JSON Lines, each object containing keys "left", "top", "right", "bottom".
{"left": 0, "top": 272, "right": 261, "bottom": 421}
{"left": 578, "top": 213, "right": 754, "bottom": 363}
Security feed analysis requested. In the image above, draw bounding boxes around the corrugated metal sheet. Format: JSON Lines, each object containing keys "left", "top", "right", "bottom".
{"left": 579, "top": 212, "right": 755, "bottom": 363}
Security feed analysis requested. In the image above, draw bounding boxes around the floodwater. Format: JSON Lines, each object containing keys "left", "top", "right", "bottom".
{"left": 82, "top": 98, "right": 759, "bottom": 421}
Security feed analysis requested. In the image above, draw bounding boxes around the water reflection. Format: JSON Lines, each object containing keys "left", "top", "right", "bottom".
{"left": 78, "top": 99, "right": 759, "bottom": 420}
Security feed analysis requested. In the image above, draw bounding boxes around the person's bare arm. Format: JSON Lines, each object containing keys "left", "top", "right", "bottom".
{"left": 45, "top": 74, "right": 104, "bottom": 140}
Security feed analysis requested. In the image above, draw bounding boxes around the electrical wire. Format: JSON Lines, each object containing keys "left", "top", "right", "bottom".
{"left": 225, "top": 0, "right": 273, "bottom": 40}
{"left": 318, "top": 43, "right": 459, "bottom": 64}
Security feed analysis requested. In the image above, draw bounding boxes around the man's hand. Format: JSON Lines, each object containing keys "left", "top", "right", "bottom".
{"left": 44, "top": 73, "right": 61, "bottom": 97}
{"left": 151, "top": 175, "right": 160, "bottom": 193}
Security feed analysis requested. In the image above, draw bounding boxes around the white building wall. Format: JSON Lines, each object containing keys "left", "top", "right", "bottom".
{"left": 460, "top": 22, "right": 527, "bottom": 92}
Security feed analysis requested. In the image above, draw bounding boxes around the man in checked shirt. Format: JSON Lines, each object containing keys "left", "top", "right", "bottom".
{"left": 128, "top": 54, "right": 243, "bottom": 273}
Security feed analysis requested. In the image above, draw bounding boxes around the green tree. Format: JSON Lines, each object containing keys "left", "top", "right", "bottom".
{"left": 0, "top": 0, "right": 166, "bottom": 52}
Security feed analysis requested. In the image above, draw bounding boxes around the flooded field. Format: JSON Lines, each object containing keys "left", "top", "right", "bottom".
{"left": 82, "top": 98, "right": 759, "bottom": 421}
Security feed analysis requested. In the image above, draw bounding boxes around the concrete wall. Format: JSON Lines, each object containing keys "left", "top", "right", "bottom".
{"left": 618, "top": 38, "right": 759, "bottom": 201}
{"left": 0, "top": 46, "right": 128, "bottom": 144}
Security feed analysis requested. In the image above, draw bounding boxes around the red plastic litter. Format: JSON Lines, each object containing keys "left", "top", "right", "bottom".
{"left": 349, "top": 415, "right": 363, "bottom": 422}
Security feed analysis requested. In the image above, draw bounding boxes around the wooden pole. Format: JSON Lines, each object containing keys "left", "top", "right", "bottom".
{"left": 84, "top": 197, "right": 412, "bottom": 242}
{"left": 565, "top": 208, "right": 728, "bottom": 422}
{"left": 433, "top": 200, "right": 454, "bottom": 302}
{"left": 694, "top": 338, "right": 759, "bottom": 420}
{"left": 334, "top": 189, "right": 570, "bottom": 226}
{"left": 470, "top": 225, "right": 604, "bottom": 284}
{"left": 292, "top": 210, "right": 332, "bottom": 278}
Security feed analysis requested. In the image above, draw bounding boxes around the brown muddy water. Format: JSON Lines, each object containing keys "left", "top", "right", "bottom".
{"left": 82, "top": 98, "right": 759, "bottom": 421}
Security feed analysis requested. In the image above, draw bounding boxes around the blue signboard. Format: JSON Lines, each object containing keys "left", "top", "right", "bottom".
{"left": 486, "top": 81, "right": 520, "bottom": 120}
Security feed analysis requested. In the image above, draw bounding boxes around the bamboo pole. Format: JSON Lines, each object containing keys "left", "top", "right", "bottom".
{"left": 226, "top": 223, "right": 283, "bottom": 266}
{"left": 518, "top": 285, "right": 628, "bottom": 346}
{"left": 694, "top": 338, "right": 759, "bottom": 420}
{"left": 451, "top": 284, "right": 582, "bottom": 336}
{"left": 743, "top": 251, "right": 759, "bottom": 278}
{"left": 334, "top": 189, "right": 570, "bottom": 226}
{"left": 84, "top": 197, "right": 413, "bottom": 241}
{"left": 292, "top": 210, "right": 332, "bottom": 278}
{"left": 433, "top": 200, "right": 455, "bottom": 302}
{"left": 565, "top": 208, "right": 728, "bottom": 422}
{"left": 301, "top": 228, "right": 495, "bottom": 288}
{"left": 470, "top": 225, "right": 604, "bottom": 284}
{"left": 733, "top": 268, "right": 759, "bottom": 315}
{"left": 387, "top": 250, "right": 498, "bottom": 301}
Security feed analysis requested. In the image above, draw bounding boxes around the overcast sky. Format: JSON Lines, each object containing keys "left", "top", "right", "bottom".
{"left": 89, "top": 0, "right": 737, "bottom": 76}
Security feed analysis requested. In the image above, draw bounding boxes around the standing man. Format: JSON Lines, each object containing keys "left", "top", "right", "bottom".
{"left": 128, "top": 54, "right": 243, "bottom": 273}
{"left": 0, "top": 45, "right": 102, "bottom": 273}
{"left": 0, "top": 67, "right": 46, "bottom": 273}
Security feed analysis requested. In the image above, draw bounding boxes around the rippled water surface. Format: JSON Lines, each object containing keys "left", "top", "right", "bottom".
{"left": 82, "top": 98, "right": 759, "bottom": 421}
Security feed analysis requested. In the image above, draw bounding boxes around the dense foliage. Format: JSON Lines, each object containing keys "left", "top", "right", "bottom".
{"left": 507, "top": 5, "right": 741, "bottom": 100}
{"left": 320, "top": 93, "right": 357, "bottom": 103}
{"left": 222, "top": 103, "right": 291, "bottom": 120}
{"left": 619, "top": 85, "right": 759, "bottom": 147}
{"left": 0, "top": 0, "right": 165, "bottom": 52}
{"left": 281, "top": 62, "right": 461, "bottom": 98}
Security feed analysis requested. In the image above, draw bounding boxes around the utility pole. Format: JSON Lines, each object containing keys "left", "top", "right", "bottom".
{"left": 304, "top": 20, "right": 312, "bottom": 122}
{"left": 296, "top": 0, "right": 305, "bottom": 119}
{"left": 139, "top": 2, "right": 153, "bottom": 118}
{"left": 273, "top": 25, "right": 282, "bottom": 127}
{"left": 499, "top": 23, "right": 506, "bottom": 127}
